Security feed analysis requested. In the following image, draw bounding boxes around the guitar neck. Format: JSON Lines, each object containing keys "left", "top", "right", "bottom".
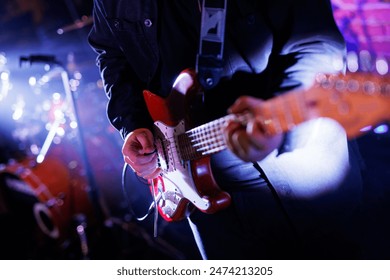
{"left": 177, "top": 92, "right": 312, "bottom": 161}
{"left": 306, "top": 73, "right": 390, "bottom": 137}
{"left": 177, "top": 72, "right": 390, "bottom": 160}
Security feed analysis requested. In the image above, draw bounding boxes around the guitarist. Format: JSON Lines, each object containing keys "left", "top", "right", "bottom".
{"left": 89, "top": 0, "right": 363, "bottom": 259}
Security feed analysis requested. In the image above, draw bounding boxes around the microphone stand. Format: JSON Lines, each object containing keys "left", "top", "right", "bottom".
{"left": 20, "top": 54, "right": 104, "bottom": 259}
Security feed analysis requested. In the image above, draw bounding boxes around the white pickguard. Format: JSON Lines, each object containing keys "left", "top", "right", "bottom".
{"left": 153, "top": 120, "right": 210, "bottom": 218}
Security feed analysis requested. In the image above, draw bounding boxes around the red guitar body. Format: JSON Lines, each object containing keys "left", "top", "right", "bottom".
{"left": 143, "top": 69, "right": 231, "bottom": 222}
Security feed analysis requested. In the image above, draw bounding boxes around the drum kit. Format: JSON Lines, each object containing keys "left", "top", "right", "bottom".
{"left": 0, "top": 10, "right": 200, "bottom": 259}
{"left": 0, "top": 52, "right": 99, "bottom": 259}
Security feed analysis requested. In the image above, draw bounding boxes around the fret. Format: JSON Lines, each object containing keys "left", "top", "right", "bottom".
{"left": 177, "top": 133, "right": 201, "bottom": 161}
{"left": 295, "top": 90, "right": 313, "bottom": 124}
{"left": 265, "top": 97, "right": 284, "bottom": 134}
{"left": 177, "top": 114, "right": 247, "bottom": 161}
{"left": 288, "top": 89, "right": 318, "bottom": 128}
{"left": 195, "top": 134, "right": 226, "bottom": 154}
{"left": 277, "top": 94, "right": 295, "bottom": 132}
{"left": 254, "top": 91, "right": 309, "bottom": 135}
{"left": 287, "top": 91, "right": 310, "bottom": 129}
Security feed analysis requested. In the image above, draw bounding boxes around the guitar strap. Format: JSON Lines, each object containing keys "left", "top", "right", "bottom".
{"left": 196, "top": 0, "right": 228, "bottom": 90}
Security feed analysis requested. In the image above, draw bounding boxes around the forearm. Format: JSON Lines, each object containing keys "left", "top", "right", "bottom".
{"left": 258, "top": 0, "right": 351, "bottom": 195}
{"left": 266, "top": 0, "right": 346, "bottom": 93}
{"left": 88, "top": 0, "right": 152, "bottom": 138}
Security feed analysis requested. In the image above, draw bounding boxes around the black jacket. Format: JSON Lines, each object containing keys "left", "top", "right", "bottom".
{"left": 89, "top": 0, "right": 346, "bottom": 138}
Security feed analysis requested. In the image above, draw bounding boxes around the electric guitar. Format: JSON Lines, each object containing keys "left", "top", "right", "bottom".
{"left": 143, "top": 69, "right": 390, "bottom": 222}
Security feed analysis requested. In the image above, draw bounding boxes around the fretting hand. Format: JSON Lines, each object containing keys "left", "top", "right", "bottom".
{"left": 224, "top": 96, "right": 284, "bottom": 162}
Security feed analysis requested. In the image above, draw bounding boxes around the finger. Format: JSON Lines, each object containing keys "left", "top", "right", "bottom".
{"left": 228, "top": 96, "right": 263, "bottom": 114}
{"left": 123, "top": 151, "right": 151, "bottom": 167}
{"left": 247, "top": 119, "right": 284, "bottom": 157}
{"left": 134, "top": 129, "right": 155, "bottom": 154}
{"left": 228, "top": 96, "right": 251, "bottom": 114}
{"left": 124, "top": 152, "right": 158, "bottom": 171}
{"left": 128, "top": 160, "right": 160, "bottom": 179}
{"left": 246, "top": 120, "right": 267, "bottom": 142}
{"left": 225, "top": 122, "right": 252, "bottom": 161}
{"left": 254, "top": 115, "right": 278, "bottom": 136}
{"left": 122, "top": 130, "right": 155, "bottom": 162}
{"left": 226, "top": 118, "right": 271, "bottom": 162}
{"left": 233, "top": 130, "right": 255, "bottom": 161}
{"left": 136, "top": 165, "right": 161, "bottom": 179}
{"left": 142, "top": 167, "right": 162, "bottom": 180}
{"left": 122, "top": 129, "right": 154, "bottom": 152}
{"left": 224, "top": 121, "right": 243, "bottom": 150}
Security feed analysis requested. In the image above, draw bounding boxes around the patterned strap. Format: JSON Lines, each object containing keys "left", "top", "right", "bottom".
{"left": 196, "top": 0, "right": 228, "bottom": 90}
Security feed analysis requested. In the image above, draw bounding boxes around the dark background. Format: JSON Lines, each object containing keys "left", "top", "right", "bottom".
{"left": 0, "top": 0, "right": 389, "bottom": 260}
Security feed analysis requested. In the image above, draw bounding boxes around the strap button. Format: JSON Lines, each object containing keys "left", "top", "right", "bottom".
{"left": 144, "top": 19, "right": 153, "bottom": 27}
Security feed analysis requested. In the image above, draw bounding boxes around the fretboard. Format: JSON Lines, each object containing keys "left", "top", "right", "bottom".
{"left": 178, "top": 114, "right": 249, "bottom": 161}
{"left": 175, "top": 71, "right": 390, "bottom": 161}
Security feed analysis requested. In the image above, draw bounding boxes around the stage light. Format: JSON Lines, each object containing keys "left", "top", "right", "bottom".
{"left": 28, "top": 76, "right": 37, "bottom": 86}
{"left": 70, "top": 121, "right": 78, "bottom": 129}
{"left": 12, "top": 108, "right": 23, "bottom": 121}
{"left": 1, "top": 71, "right": 9, "bottom": 81}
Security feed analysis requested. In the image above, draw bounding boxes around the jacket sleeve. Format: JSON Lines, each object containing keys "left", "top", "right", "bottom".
{"left": 259, "top": 0, "right": 362, "bottom": 209}
{"left": 88, "top": 0, "right": 153, "bottom": 139}
{"left": 264, "top": 0, "right": 346, "bottom": 94}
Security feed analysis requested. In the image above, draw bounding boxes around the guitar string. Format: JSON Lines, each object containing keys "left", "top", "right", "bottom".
{"left": 158, "top": 91, "right": 313, "bottom": 163}
{"left": 156, "top": 116, "right": 232, "bottom": 163}
{"left": 184, "top": 114, "right": 247, "bottom": 156}
{"left": 158, "top": 86, "right": 338, "bottom": 162}
{"left": 159, "top": 126, "right": 227, "bottom": 160}
{"left": 159, "top": 73, "right": 389, "bottom": 166}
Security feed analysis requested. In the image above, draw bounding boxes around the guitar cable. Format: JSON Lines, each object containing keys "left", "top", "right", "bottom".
{"left": 121, "top": 163, "right": 156, "bottom": 222}
{"left": 150, "top": 178, "right": 159, "bottom": 238}
{"left": 252, "top": 162, "right": 301, "bottom": 244}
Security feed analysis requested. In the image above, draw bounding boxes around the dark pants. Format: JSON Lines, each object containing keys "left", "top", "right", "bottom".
{"left": 188, "top": 150, "right": 298, "bottom": 259}
{"left": 188, "top": 149, "right": 362, "bottom": 260}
